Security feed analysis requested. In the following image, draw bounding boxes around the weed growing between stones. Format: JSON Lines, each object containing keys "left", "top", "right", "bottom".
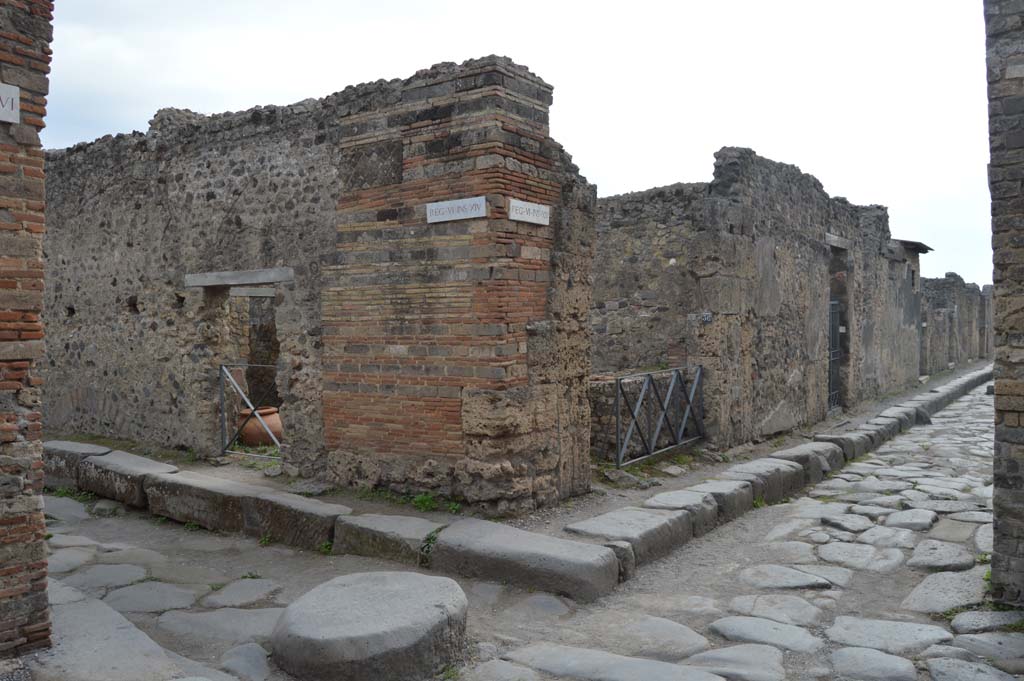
{"left": 258, "top": 534, "right": 272, "bottom": 547}
{"left": 46, "top": 487, "right": 96, "bottom": 504}
{"left": 183, "top": 521, "right": 202, "bottom": 532}
{"left": 413, "top": 493, "right": 439, "bottom": 512}
{"left": 419, "top": 529, "right": 442, "bottom": 566}
{"left": 979, "top": 552, "right": 992, "bottom": 564}
{"left": 446, "top": 501, "right": 462, "bottom": 514}
{"left": 753, "top": 497, "right": 766, "bottom": 509}
{"left": 242, "top": 571, "right": 261, "bottom": 579}
{"left": 318, "top": 541, "right": 332, "bottom": 555}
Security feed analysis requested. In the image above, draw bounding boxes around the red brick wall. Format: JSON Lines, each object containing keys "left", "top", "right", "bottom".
{"left": 0, "top": 0, "right": 52, "bottom": 657}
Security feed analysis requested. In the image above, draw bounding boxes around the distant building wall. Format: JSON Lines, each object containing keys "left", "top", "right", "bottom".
{"left": 0, "top": 0, "right": 52, "bottom": 657}
{"left": 43, "top": 57, "right": 594, "bottom": 514}
{"left": 591, "top": 147, "right": 982, "bottom": 452}
{"left": 920, "top": 273, "right": 991, "bottom": 376}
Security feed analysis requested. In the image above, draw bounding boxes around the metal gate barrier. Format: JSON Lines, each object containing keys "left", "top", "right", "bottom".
{"left": 218, "top": 363, "right": 282, "bottom": 458}
{"left": 828, "top": 301, "right": 842, "bottom": 409}
{"left": 614, "top": 365, "right": 705, "bottom": 468}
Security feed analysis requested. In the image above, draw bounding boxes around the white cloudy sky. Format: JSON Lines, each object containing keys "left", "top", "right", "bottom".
{"left": 48, "top": 0, "right": 993, "bottom": 285}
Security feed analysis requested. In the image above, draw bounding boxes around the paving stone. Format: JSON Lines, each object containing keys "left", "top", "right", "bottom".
{"left": 90, "top": 499, "right": 125, "bottom": 517}
{"left": 505, "top": 593, "right": 571, "bottom": 619}
{"left": 729, "top": 594, "right": 822, "bottom": 626}
{"left": 862, "top": 495, "right": 908, "bottom": 509}
{"left": 738, "top": 564, "right": 830, "bottom": 589}
{"left": 929, "top": 519, "right": 981, "bottom": 543}
{"left": 853, "top": 478, "right": 912, "bottom": 494}
{"left": 78, "top": 451, "right": 178, "bottom": 508}
{"left": 95, "top": 547, "right": 168, "bottom": 567}
{"left": 642, "top": 490, "right": 719, "bottom": 536}
{"left": 47, "top": 546, "right": 96, "bottom": 574}
{"left": 687, "top": 480, "right": 754, "bottom": 522}
{"left": 43, "top": 440, "right": 111, "bottom": 489}
{"left": 901, "top": 565, "right": 989, "bottom": 613}
{"left": 503, "top": 643, "right": 725, "bottom": 681}
{"left": 927, "top": 658, "right": 1016, "bottom": 681}
{"left": 148, "top": 563, "right": 231, "bottom": 585}
{"left": 270, "top": 572, "right": 467, "bottom": 681}
{"left": 103, "top": 581, "right": 206, "bottom": 613}
{"left": 683, "top": 644, "right": 784, "bottom": 681}
{"left": 202, "top": 578, "right": 281, "bottom": 608}
{"left": 817, "top": 542, "right": 904, "bottom": 571}
{"left": 825, "top": 616, "right": 953, "bottom": 654}
{"left": 907, "top": 500, "right": 988, "bottom": 513}
{"left": 952, "top": 610, "right": 1024, "bottom": 634}
{"left": 157, "top": 608, "right": 285, "bottom": 646}
{"left": 855, "top": 525, "right": 917, "bottom": 548}
{"left": 62, "top": 564, "right": 146, "bottom": 592}
{"left": 42, "top": 495, "right": 90, "bottom": 521}
{"left": 831, "top": 646, "right": 916, "bottom": 681}
{"left": 708, "top": 615, "right": 823, "bottom": 652}
{"left": 822, "top": 514, "right": 875, "bottom": 533}
{"left": 47, "top": 579, "right": 87, "bottom": 606}
{"left": 47, "top": 534, "right": 100, "bottom": 549}
{"left": 849, "top": 504, "right": 897, "bottom": 519}
{"left": 918, "top": 484, "right": 974, "bottom": 500}
{"left": 953, "top": 632, "right": 1024, "bottom": 664}
{"left": 907, "top": 539, "right": 977, "bottom": 571}
{"left": 885, "top": 508, "right": 938, "bottom": 530}
{"left": 765, "top": 518, "right": 816, "bottom": 541}
{"left": 565, "top": 506, "right": 692, "bottom": 564}
{"left": 787, "top": 499, "right": 850, "bottom": 519}
{"left": 977, "top": 523, "right": 995, "bottom": 553}
{"left": 920, "top": 644, "right": 979, "bottom": 660}
{"left": 901, "top": 489, "right": 932, "bottom": 501}
{"left": 333, "top": 513, "right": 444, "bottom": 564}
{"left": 949, "top": 511, "right": 995, "bottom": 523}
{"left": 431, "top": 519, "right": 618, "bottom": 602}
{"left": 721, "top": 458, "right": 804, "bottom": 502}
{"left": 791, "top": 564, "right": 854, "bottom": 587}
{"left": 163, "top": 652, "right": 237, "bottom": 681}
{"left": 604, "top": 615, "right": 710, "bottom": 661}
{"left": 220, "top": 642, "right": 270, "bottom": 681}
{"left": 464, "top": 660, "right": 540, "bottom": 681}
{"left": 757, "top": 541, "right": 817, "bottom": 564}
{"left": 26, "top": 597, "right": 183, "bottom": 681}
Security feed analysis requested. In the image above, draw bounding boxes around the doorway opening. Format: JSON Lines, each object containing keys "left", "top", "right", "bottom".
{"left": 828, "top": 247, "right": 850, "bottom": 410}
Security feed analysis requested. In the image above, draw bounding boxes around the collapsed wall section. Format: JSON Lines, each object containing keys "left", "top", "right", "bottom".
{"left": 592, "top": 147, "right": 928, "bottom": 449}
{"left": 44, "top": 57, "right": 594, "bottom": 513}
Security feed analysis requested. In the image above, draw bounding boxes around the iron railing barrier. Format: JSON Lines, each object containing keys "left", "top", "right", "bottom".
{"left": 218, "top": 363, "right": 282, "bottom": 459}
{"left": 614, "top": 365, "right": 705, "bottom": 468}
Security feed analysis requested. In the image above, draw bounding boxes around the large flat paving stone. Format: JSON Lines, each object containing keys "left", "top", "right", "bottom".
{"left": 791, "top": 564, "right": 854, "bottom": 587}
{"left": 822, "top": 513, "right": 875, "bottom": 533}
{"left": 26, "top": 597, "right": 184, "bottom": 681}
{"left": 906, "top": 500, "right": 988, "bottom": 514}
{"left": 885, "top": 508, "right": 938, "bottom": 530}
{"left": 738, "top": 564, "right": 830, "bottom": 590}
{"left": 901, "top": 565, "right": 989, "bottom": 613}
{"left": 825, "top": 616, "right": 953, "bottom": 654}
{"left": 565, "top": 507, "right": 691, "bottom": 564}
{"left": 687, "top": 480, "right": 753, "bottom": 522}
{"left": 47, "top": 547, "right": 96, "bottom": 574}
{"left": 62, "top": 564, "right": 146, "bottom": 593}
{"left": 103, "top": 581, "right": 207, "bottom": 613}
{"left": 334, "top": 513, "right": 445, "bottom": 564}
{"left": 977, "top": 523, "right": 995, "bottom": 553}
{"left": 708, "top": 615, "right": 823, "bottom": 652}
{"left": 757, "top": 541, "right": 817, "bottom": 564}
{"left": 202, "top": 578, "right": 281, "bottom": 608}
{"left": 600, "top": 615, "right": 710, "bottom": 661}
{"left": 684, "top": 644, "right": 784, "bottom": 681}
{"left": 270, "top": 572, "right": 467, "bottom": 681}
{"left": 78, "top": 451, "right": 177, "bottom": 508}
{"left": 855, "top": 525, "right": 917, "bottom": 548}
{"left": 831, "top": 646, "right": 916, "bottom": 681}
{"left": 157, "top": 607, "right": 285, "bottom": 646}
{"left": 642, "top": 490, "right": 718, "bottom": 536}
{"left": 907, "top": 539, "right": 976, "bottom": 571}
{"left": 953, "top": 632, "right": 1024, "bottom": 665}
{"left": 930, "top": 518, "right": 979, "bottom": 543}
{"left": 927, "top": 658, "right": 1016, "bottom": 681}
{"left": 503, "top": 643, "right": 726, "bottom": 681}
{"left": 464, "top": 660, "right": 540, "bottom": 681}
{"left": 431, "top": 519, "right": 619, "bottom": 602}
{"left": 817, "top": 541, "right": 904, "bottom": 571}
{"left": 952, "top": 610, "right": 1024, "bottom": 634}
{"left": 43, "top": 440, "right": 111, "bottom": 489}
{"left": 42, "top": 495, "right": 90, "bottom": 522}
{"left": 729, "top": 594, "right": 823, "bottom": 626}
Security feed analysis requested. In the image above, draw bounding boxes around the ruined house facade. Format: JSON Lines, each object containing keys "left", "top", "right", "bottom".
{"left": 589, "top": 148, "right": 993, "bottom": 453}
{"left": 986, "top": 0, "right": 1024, "bottom": 605}
{"left": 0, "top": 0, "right": 52, "bottom": 657}
{"left": 44, "top": 58, "right": 596, "bottom": 514}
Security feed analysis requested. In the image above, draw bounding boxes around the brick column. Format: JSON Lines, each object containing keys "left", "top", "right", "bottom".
{"left": 0, "top": 0, "right": 52, "bottom": 657}
{"left": 987, "top": 0, "right": 1024, "bottom": 605}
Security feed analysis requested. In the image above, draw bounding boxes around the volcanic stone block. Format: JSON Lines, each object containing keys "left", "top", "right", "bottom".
{"left": 642, "top": 490, "right": 719, "bottom": 536}
{"left": 722, "top": 458, "right": 803, "bottom": 503}
{"left": 565, "top": 507, "right": 692, "bottom": 564}
{"left": 77, "top": 451, "right": 178, "bottom": 508}
{"left": 270, "top": 572, "right": 467, "bottom": 681}
{"left": 687, "top": 480, "right": 754, "bottom": 522}
{"left": 144, "top": 471, "right": 254, "bottom": 531}
{"left": 814, "top": 432, "right": 871, "bottom": 461}
{"left": 334, "top": 514, "right": 446, "bottom": 564}
{"left": 878, "top": 407, "right": 915, "bottom": 431}
{"left": 244, "top": 492, "right": 350, "bottom": 551}
{"left": 43, "top": 440, "right": 111, "bottom": 490}
{"left": 430, "top": 519, "right": 619, "bottom": 602}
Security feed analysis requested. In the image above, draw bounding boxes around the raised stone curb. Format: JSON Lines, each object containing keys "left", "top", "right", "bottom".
{"left": 430, "top": 518, "right": 619, "bottom": 602}
{"left": 43, "top": 441, "right": 111, "bottom": 489}
{"left": 333, "top": 514, "right": 446, "bottom": 564}
{"left": 565, "top": 507, "right": 692, "bottom": 565}
{"left": 78, "top": 451, "right": 178, "bottom": 508}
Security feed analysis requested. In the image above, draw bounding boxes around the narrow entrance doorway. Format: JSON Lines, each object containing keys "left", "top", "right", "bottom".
{"left": 828, "top": 247, "right": 850, "bottom": 410}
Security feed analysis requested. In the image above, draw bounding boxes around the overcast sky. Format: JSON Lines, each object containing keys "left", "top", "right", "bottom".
{"left": 48, "top": 1, "right": 993, "bottom": 285}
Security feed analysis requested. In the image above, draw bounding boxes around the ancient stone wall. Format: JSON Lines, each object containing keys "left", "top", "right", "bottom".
{"left": 920, "top": 273, "right": 989, "bottom": 376}
{"left": 986, "top": 0, "right": 1024, "bottom": 606}
{"left": 0, "top": 0, "right": 52, "bottom": 657}
{"left": 44, "top": 57, "right": 594, "bottom": 513}
{"left": 592, "top": 148, "right": 932, "bottom": 450}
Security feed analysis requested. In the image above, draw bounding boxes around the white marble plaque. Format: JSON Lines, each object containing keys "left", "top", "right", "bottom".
{"left": 508, "top": 198, "right": 551, "bottom": 225}
{"left": 0, "top": 83, "right": 19, "bottom": 124}
{"left": 426, "top": 196, "right": 486, "bottom": 223}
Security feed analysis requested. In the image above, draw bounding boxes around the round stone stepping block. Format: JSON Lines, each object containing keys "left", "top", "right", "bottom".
{"left": 927, "top": 657, "right": 1016, "bottom": 681}
{"left": 684, "top": 644, "right": 784, "bottom": 681}
{"left": 62, "top": 564, "right": 146, "bottom": 592}
{"left": 202, "top": 578, "right": 281, "bottom": 608}
{"left": 907, "top": 539, "right": 976, "bottom": 571}
{"left": 831, "top": 646, "right": 915, "bottom": 681}
{"left": 270, "top": 572, "right": 468, "bottom": 681}
{"left": 901, "top": 565, "right": 989, "bottom": 613}
{"left": 103, "top": 581, "right": 207, "bottom": 613}
{"left": 884, "top": 508, "right": 938, "bottom": 531}
{"left": 708, "top": 615, "right": 823, "bottom": 653}
{"left": 729, "top": 594, "right": 822, "bottom": 626}
{"left": 738, "top": 564, "right": 830, "bottom": 590}
{"left": 825, "top": 616, "right": 953, "bottom": 654}
{"left": 817, "top": 542, "right": 904, "bottom": 572}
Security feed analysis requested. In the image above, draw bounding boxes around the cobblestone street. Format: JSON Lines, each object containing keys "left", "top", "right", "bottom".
{"left": 22, "top": 382, "right": 1019, "bottom": 681}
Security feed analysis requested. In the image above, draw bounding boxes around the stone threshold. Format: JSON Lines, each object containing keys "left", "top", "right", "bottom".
{"left": 41, "top": 366, "right": 990, "bottom": 605}
{"left": 561, "top": 365, "right": 994, "bottom": 578}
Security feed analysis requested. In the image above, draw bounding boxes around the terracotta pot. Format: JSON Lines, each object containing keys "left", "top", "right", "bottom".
{"left": 238, "top": 406, "right": 283, "bottom": 446}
